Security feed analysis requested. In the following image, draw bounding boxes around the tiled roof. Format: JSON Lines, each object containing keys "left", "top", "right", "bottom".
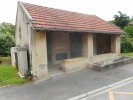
{"left": 20, "top": 2, "right": 124, "bottom": 34}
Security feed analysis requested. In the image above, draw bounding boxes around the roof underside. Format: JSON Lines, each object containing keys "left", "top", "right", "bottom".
{"left": 21, "top": 2, "right": 124, "bottom": 34}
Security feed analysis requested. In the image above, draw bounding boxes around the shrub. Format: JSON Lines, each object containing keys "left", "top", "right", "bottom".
{"left": 0, "top": 33, "right": 15, "bottom": 56}
{"left": 121, "top": 35, "right": 133, "bottom": 53}
{"left": 124, "top": 25, "right": 133, "bottom": 38}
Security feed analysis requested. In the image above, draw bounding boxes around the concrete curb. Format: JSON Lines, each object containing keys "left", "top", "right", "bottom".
{"left": 68, "top": 76, "right": 133, "bottom": 100}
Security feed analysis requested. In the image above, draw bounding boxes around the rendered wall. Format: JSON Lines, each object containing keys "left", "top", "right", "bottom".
{"left": 111, "top": 34, "right": 121, "bottom": 54}
{"left": 49, "top": 32, "right": 83, "bottom": 65}
{"left": 32, "top": 31, "right": 49, "bottom": 79}
{"left": 62, "top": 33, "right": 93, "bottom": 72}
{"left": 15, "top": 5, "right": 31, "bottom": 49}
{"left": 82, "top": 33, "right": 93, "bottom": 59}
{"left": 17, "top": 48, "right": 28, "bottom": 77}
{"left": 51, "top": 32, "right": 70, "bottom": 65}
{"left": 15, "top": 4, "right": 32, "bottom": 78}
{"left": 93, "top": 34, "right": 111, "bottom": 55}
{"left": 82, "top": 33, "right": 88, "bottom": 57}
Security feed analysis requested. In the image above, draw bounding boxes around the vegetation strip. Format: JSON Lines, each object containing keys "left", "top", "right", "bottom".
{"left": 0, "top": 65, "right": 28, "bottom": 86}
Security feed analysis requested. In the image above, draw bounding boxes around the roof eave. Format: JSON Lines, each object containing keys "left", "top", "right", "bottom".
{"left": 32, "top": 27, "right": 124, "bottom": 34}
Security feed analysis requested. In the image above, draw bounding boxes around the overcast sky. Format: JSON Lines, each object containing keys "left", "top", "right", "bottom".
{"left": 0, "top": 0, "right": 132, "bottom": 24}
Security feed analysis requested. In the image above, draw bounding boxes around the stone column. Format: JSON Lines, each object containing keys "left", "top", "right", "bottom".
{"left": 111, "top": 34, "right": 121, "bottom": 55}
{"left": 82, "top": 33, "right": 93, "bottom": 59}
{"left": 32, "top": 31, "right": 49, "bottom": 80}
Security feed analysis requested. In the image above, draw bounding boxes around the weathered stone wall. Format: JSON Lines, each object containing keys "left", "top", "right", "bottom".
{"left": 15, "top": 5, "right": 31, "bottom": 49}
{"left": 32, "top": 31, "right": 49, "bottom": 79}
{"left": 93, "top": 34, "right": 111, "bottom": 55}
{"left": 61, "top": 57, "right": 89, "bottom": 72}
{"left": 82, "top": 33, "right": 89, "bottom": 57}
{"left": 61, "top": 33, "right": 93, "bottom": 72}
{"left": 82, "top": 33, "right": 93, "bottom": 59}
{"left": 111, "top": 34, "right": 121, "bottom": 54}
{"left": 92, "top": 53, "right": 118, "bottom": 62}
{"left": 51, "top": 32, "right": 70, "bottom": 65}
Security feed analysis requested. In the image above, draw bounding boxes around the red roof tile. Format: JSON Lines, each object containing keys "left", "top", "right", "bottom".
{"left": 21, "top": 2, "right": 124, "bottom": 34}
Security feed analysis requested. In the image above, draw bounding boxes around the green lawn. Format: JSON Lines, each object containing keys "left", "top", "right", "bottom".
{"left": 0, "top": 65, "right": 27, "bottom": 86}
{"left": 121, "top": 52, "right": 133, "bottom": 57}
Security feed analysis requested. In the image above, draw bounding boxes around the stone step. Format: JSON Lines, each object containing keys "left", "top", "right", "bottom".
{"left": 91, "top": 56, "right": 133, "bottom": 71}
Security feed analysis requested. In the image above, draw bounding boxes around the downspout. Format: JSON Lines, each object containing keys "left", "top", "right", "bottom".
{"left": 28, "top": 23, "right": 36, "bottom": 78}
{"left": 27, "top": 21, "right": 35, "bottom": 79}
{"left": 28, "top": 22, "right": 33, "bottom": 77}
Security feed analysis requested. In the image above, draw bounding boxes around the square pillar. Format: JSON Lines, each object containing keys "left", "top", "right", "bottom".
{"left": 32, "top": 31, "right": 49, "bottom": 80}
{"left": 82, "top": 33, "right": 93, "bottom": 59}
{"left": 111, "top": 34, "right": 121, "bottom": 54}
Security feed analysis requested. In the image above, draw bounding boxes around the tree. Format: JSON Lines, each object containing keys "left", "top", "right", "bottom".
{"left": 113, "top": 11, "right": 130, "bottom": 29}
{"left": 108, "top": 20, "right": 114, "bottom": 24}
{"left": 0, "top": 22, "right": 15, "bottom": 56}
{"left": 0, "top": 33, "right": 15, "bottom": 56}
{"left": 0, "top": 22, "right": 15, "bottom": 37}
{"left": 124, "top": 25, "right": 133, "bottom": 38}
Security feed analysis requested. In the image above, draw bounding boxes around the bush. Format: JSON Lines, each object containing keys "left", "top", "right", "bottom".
{"left": 0, "top": 57, "right": 11, "bottom": 65}
{"left": 121, "top": 35, "right": 133, "bottom": 53}
{"left": 124, "top": 25, "right": 133, "bottom": 38}
{"left": 0, "top": 33, "right": 15, "bottom": 56}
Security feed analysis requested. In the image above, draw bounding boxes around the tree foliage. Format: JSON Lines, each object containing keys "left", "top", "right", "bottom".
{"left": 121, "top": 35, "right": 133, "bottom": 53}
{"left": 0, "top": 34, "right": 15, "bottom": 56}
{"left": 110, "top": 11, "right": 133, "bottom": 53}
{"left": 0, "top": 22, "right": 15, "bottom": 56}
{"left": 0, "top": 22, "right": 15, "bottom": 37}
{"left": 124, "top": 25, "right": 133, "bottom": 38}
{"left": 113, "top": 11, "right": 130, "bottom": 29}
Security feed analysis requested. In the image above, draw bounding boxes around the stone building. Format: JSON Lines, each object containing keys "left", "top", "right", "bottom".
{"left": 14, "top": 1, "right": 125, "bottom": 79}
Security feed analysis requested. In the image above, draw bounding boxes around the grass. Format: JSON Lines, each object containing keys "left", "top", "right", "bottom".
{"left": 121, "top": 52, "right": 133, "bottom": 57}
{"left": 0, "top": 65, "right": 28, "bottom": 86}
{"left": 0, "top": 57, "right": 11, "bottom": 65}
{"left": 0, "top": 57, "right": 10, "bottom": 60}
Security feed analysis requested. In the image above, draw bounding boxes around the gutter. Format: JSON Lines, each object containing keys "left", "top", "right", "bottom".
{"left": 34, "top": 27, "right": 125, "bottom": 34}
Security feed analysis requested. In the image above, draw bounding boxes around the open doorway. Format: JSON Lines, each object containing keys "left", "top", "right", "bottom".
{"left": 46, "top": 31, "right": 67, "bottom": 75}
{"left": 94, "top": 34, "right": 111, "bottom": 55}
{"left": 69, "top": 33, "right": 83, "bottom": 58}
{"left": 46, "top": 31, "right": 84, "bottom": 75}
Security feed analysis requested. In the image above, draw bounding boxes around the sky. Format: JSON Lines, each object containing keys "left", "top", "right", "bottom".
{"left": 0, "top": 0, "right": 133, "bottom": 24}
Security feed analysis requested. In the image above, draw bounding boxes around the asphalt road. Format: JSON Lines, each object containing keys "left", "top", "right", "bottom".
{"left": 89, "top": 81, "right": 133, "bottom": 100}
{"left": 0, "top": 63, "right": 133, "bottom": 100}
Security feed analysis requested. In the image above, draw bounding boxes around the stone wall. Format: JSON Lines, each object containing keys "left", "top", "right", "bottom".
{"left": 61, "top": 57, "right": 89, "bottom": 72}
{"left": 111, "top": 34, "right": 121, "bottom": 54}
{"left": 15, "top": 4, "right": 31, "bottom": 49}
{"left": 51, "top": 32, "right": 70, "bottom": 65}
{"left": 32, "top": 31, "right": 49, "bottom": 79}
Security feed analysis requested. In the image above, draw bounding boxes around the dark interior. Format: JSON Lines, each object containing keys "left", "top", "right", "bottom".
{"left": 96, "top": 34, "right": 111, "bottom": 55}
{"left": 69, "top": 33, "right": 82, "bottom": 58}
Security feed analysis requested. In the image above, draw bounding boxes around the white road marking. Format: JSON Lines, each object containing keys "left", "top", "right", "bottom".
{"left": 68, "top": 76, "right": 133, "bottom": 100}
